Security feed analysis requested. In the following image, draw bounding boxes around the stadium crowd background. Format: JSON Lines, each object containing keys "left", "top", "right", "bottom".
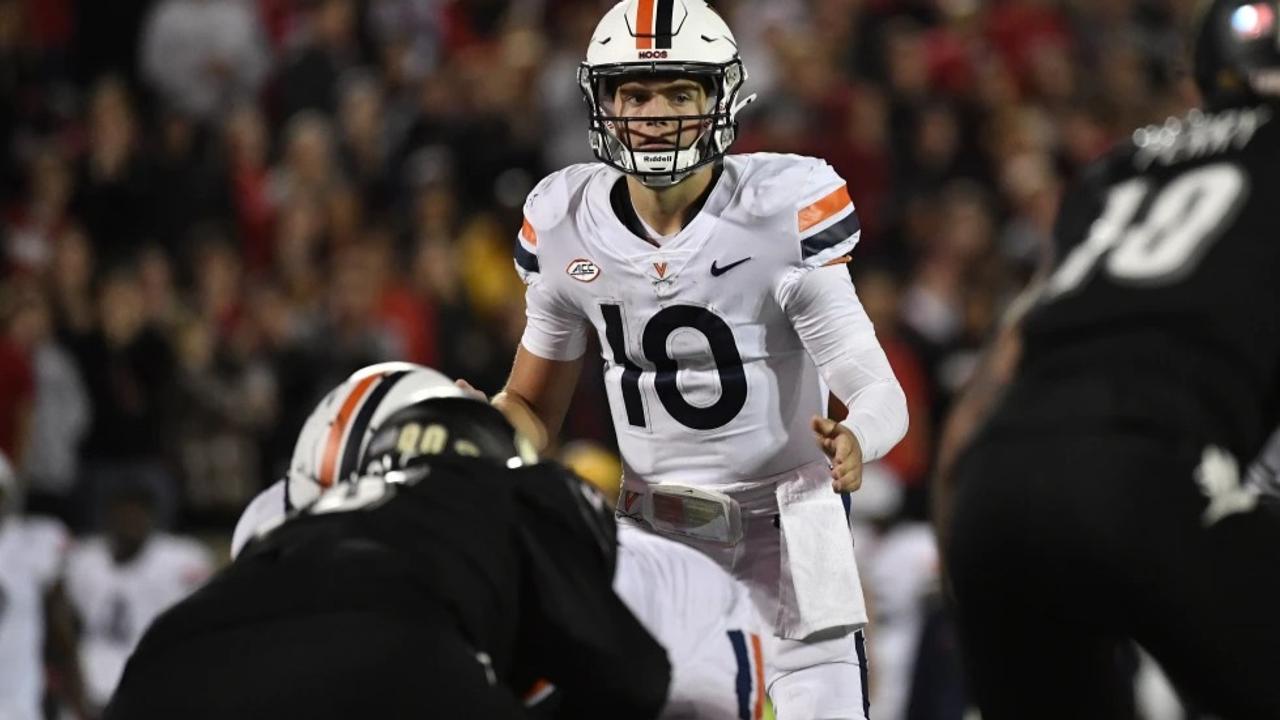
{"left": 0, "top": 0, "right": 1198, "bottom": 717}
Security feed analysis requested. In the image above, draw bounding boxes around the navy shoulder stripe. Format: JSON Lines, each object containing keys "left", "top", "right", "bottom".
{"left": 514, "top": 238, "right": 540, "bottom": 274}
{"left": 801, "top": 210, "right": 861, "bottom": 260}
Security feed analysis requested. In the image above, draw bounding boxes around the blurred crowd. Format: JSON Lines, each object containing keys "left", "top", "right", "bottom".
{"left": 0, "top": 0, "right": 1198, "bottom": 716}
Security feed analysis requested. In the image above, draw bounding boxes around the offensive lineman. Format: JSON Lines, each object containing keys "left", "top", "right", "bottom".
{"left": 487, "top": 1, "right": 908, "bottom": 717}
{"left": 229, "top": 363, "right": 768, "bottom": 718}
{"left": 107, "top": 365, "right": 670, "bottom": 718}
{"left": 934, "top": 1, "right": 1280, "bottom": 716}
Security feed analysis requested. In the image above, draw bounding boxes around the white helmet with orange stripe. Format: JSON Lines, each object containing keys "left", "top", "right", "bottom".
{"left": 285, "top": 362, "right": 477, "bottom": 509}
{"left": 579, "top": 0, "right": 756, "bottom": 187}
{"left": 233, "top": 362, "right": 538, "bottom": 558}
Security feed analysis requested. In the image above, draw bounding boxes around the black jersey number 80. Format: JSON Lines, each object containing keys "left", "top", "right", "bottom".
{"left": 1047, "top": 162, "right": 1249, "bottom": 297}
{"left": 600, "top": 303, "right": 747, "bottom": 431}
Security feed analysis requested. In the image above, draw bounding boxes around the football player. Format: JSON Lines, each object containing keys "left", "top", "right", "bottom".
{"left": 233, "top": 362, "right": 769, "bottom": 718}
{"left": 107, "top": 364, "right": 670, "bottom": 719}
{"left": 0, "top": 451, "right": 86, "bottom": 720}
{"left": 486, "top": 1, "right": 908, "bottom": 717}
{"left": 934, "top": 1, "right": 1280, "bottom": 716}
{"left": 64, "top": 481, "right": 211, "bottom": 711}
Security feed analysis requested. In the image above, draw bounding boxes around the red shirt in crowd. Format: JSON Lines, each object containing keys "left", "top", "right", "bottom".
{"left": 0, "top": 339, "right": 34, "bottom": 461}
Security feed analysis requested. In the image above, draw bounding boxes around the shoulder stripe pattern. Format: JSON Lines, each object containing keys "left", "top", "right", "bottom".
{"left": 798, "top": 184, "right": 860, "bottom": 261}
{"left": 521, "top": 217, "right": 538, "bottom": 247}
{"left": 515, "top": 215, "right": 540, "bottom": 275}
{"left": 798, "top": 184, "right": 852, "bottom": 233}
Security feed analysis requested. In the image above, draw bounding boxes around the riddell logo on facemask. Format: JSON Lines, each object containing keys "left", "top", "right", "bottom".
{"left": 638, "top": 50, "right": 668, "bottom": 59}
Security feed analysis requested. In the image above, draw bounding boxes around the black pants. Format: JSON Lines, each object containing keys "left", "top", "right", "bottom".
{"left": 105, "top": 609, "right": 525, "bottom": 719}
{"left": 946, "top": 429, "right": 1280, "bottom": 720}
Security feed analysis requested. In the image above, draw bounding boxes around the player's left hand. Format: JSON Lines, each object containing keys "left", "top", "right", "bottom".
{"left": 812, "top": 416, "right": 863, "bottom": 493}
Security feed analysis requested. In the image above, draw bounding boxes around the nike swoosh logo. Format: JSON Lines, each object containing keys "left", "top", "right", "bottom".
{"left": 710, "top": 257, "right": 752, "bottom": 277}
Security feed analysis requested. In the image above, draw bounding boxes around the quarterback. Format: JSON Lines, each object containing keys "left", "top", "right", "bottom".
{"left": 489, "top": 1, "right": 908, "bottom": 717}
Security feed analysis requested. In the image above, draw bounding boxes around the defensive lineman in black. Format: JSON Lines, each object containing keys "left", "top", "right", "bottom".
{"left": 105, "top": 396, "right": 670, "bottom": 719}
{"left": 937, "top": 1, "right": 1280, "bottom": 717}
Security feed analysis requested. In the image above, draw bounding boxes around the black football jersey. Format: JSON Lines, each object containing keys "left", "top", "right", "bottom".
{"left": 114, "top": 458, "right": 670, "bottom": 719}
{"left": 1008, "top": 104, "right": 1280, "bottom": 457}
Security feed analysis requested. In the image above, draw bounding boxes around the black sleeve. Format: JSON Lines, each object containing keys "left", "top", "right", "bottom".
{"left": 510, "top": 466, "right": 671, "bottom": 719}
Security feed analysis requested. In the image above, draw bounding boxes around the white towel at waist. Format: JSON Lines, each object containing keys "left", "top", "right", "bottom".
{"left": 774, "top": 461, "right": 867, "bottom": 639}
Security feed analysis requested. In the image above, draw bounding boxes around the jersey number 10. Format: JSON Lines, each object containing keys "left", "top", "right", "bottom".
{"left": 1047, "top": 162, "right": 1249, "bottom": 297}
{"left": 600, "top": 303, "right": 748, "bottom": 431}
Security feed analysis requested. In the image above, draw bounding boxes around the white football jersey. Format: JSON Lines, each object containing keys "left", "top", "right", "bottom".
{"left": 0, "top": 517, "right": 68, "bottom": 720}
{"left": 516, "top": 153, "right": 862, "bottom": 488}
{"left": 65, "top": 535, "right": 212, "bottom": 707}
{"left": 613, "top": 522, "right": 766, "bottom": 718}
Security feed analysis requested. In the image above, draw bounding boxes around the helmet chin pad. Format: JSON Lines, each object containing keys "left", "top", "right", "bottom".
{"left": 594, "top": 120, "right": 707, "bottom": 186}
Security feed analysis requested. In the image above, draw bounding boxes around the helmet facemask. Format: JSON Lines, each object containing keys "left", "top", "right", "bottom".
{"left": 579, "top": 60, "right": 749, "bottom": 187}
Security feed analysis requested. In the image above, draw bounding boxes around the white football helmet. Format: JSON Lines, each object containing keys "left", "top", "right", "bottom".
{"left": 579, "top": 0, "right": 756, "bottom": 187}
{"left": 285, "top": 362, "right": 480, "bottom": 509}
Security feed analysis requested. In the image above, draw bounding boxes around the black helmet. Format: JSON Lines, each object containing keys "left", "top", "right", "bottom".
{"left": 1194, "top": 0, "right": 1280, "bottom": 108}
{"left": 359, "top": 398, "right": 538, "bottom": 481}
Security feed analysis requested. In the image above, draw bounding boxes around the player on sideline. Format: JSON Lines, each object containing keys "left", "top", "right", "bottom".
{"left": 934, "top": 1, "right": 1280, "bottom": 716}
{"left": 0, "top": 451, "right": 86, "bottom": 720}
{"left": 107, "top": 364, "right": 670, "bottom": 719}
{"left": 484, "top": 1, "right": 908, "bottom": 717}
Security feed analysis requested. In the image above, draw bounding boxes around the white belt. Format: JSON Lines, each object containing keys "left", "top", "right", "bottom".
{"left": 618, "top": 484, "right": 744, "bottom": 546}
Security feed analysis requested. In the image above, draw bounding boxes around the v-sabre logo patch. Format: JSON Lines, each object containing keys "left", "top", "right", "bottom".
{"left": 566, "top": 258, "right": 601, "bottom": 283}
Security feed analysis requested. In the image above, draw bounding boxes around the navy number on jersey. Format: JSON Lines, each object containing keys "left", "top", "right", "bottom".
{"left": 600, "top": 303, "right": 747, "bottom": 431}
{"left": 1047, "top": 162, "right": 1249, "bottom": 296}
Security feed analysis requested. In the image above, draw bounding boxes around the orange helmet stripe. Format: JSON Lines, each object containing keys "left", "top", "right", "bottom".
{"left": 636, "top": 0, "right": 655, "bottom": 49}
{"left": 318, "top": 374, "right": 381, "bottom": 487}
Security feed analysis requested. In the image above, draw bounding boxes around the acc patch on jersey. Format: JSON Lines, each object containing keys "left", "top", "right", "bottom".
{"left": 566, "top": 258, "right": 602, "bottom": 283}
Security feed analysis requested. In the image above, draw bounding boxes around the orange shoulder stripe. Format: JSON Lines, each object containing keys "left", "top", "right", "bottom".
{"left": 520, "top": 217, "right": 538, "bottom": 247}
{"left": 798, "top": 185, "right": 852, "bottom": 233}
